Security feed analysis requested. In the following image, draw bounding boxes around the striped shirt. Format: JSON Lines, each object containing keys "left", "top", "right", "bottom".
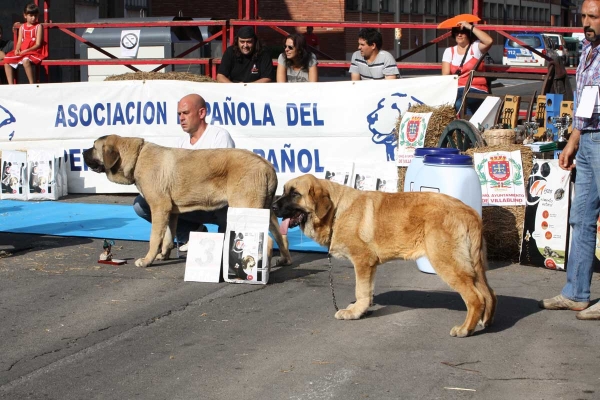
{"left": 349, "top": 50, "right": 399, "bottom": 80}
{"left": 574, "top": 39, "right": 600, "bottom": 131}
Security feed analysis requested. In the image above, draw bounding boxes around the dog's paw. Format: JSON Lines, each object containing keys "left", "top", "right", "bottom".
{"left": 334, "top": 308, "right": 361, "bottom": 320}
{"left": 274, "top": 257, "right": 292, "bottom": 267}
{"left": 450, "top": 325, "right": 473, "bottom": 338}
{"left": 156, "top": 251, "right": 171, "bottom": 261}
{"left": 135, "top": 258, "right": 152, "bottom": 268}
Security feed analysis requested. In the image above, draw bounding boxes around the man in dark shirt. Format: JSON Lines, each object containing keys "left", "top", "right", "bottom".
{"left": 217, "top": 26, "right": 273, "bottom": 83}
{"left": 0, "top": 26, "right": 14, "bottom": 60}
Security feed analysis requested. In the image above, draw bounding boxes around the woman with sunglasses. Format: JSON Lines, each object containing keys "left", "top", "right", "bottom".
{"left": 276, "top": 33, "right": 318, "bottom": 82}
{"left": 441, "top": 21, "right": 493, "bottom": 115}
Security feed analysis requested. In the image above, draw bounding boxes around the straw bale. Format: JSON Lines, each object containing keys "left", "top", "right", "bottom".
{"left": 104, "top": 71, "right": 216, "bottom": 83}
{"left": 396, "top": 104, "right": 456, "bottom": 191}
{"left": 465, "top": 144, "right": 533, "bottom": 261}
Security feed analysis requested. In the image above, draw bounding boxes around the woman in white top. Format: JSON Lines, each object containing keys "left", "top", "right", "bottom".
{"left": 441, "top": 21, "right": 493, "bottom": 115}
{"left": 277, "top": 33, "right": 318, "bottom": 83}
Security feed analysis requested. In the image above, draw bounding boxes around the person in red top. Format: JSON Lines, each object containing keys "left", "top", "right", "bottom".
{"left": 303, "top": 26, "right": 319, "bottom": 51}
{"left": 4, "top": 3, "right": 47, "bottom": 85}
{"left": 441, "top": 21, "right": 493, "bottom": 115}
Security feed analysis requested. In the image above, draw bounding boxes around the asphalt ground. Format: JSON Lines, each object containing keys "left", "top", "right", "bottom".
{"left": 1, "top": 192, "right": 600, "bottom": 399}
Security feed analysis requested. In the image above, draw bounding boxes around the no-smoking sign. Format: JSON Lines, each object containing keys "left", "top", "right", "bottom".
{"left": 121, "top": 32, "right": 138, "bottom": 49}
{"left": 120, "top": 30, "right": 141, "bottom": 57}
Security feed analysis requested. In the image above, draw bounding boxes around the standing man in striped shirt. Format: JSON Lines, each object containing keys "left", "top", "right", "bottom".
{"left": 349, "top": 28, "right": 399, "bottom": 80}
{"left": 538, "top": 0, "right": 600, "bottom": 319}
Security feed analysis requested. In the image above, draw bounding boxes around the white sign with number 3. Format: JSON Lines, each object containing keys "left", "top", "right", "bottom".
{"left": 184, "top": 232, "right": 224, "bottom": 283}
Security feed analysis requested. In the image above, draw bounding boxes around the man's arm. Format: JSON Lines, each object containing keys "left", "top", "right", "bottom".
{"left": 217, "top": 74, "right": 232, "bottom": 83}
{"left": 383, "top": 51, "right": 399, "bottom": 79}
{"left": 217, "top": 47, "right": 234, "bottom": 83}
{"left": 256, "top": 52, "right": 274, "bottom": 83}
{"left": 348, "top": 51, "right": 361, "bottom": 81}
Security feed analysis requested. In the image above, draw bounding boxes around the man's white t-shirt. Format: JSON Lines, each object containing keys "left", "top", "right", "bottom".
{"left": 177, "top": 125, "right": 236, "bottom": 149}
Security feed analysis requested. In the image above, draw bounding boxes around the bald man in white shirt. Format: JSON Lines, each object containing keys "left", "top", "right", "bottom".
{"left": 133, "top": 94, "right": 235, "bottom": 251}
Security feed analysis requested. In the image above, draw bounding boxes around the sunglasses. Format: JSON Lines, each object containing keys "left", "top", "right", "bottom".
{"left": 285, "top": 45, "right": 295, "bottom": 50}
{"left": 452, "top": 28, "right": 470, "bottom": 36}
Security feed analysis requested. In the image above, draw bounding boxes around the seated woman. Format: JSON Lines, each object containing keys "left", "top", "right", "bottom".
{"left": 277, "top": 33, "right": 318, "bottom": 83}
{"left": 441, "top": 21, "right": 493, "bottom": 116}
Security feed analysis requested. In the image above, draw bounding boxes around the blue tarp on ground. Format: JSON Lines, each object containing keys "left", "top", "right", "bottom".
{"left": 0, "top": 200, "right": 327, "bottom": 253}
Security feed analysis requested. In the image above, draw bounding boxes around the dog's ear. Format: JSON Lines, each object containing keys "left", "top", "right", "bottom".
{"left": 309, "top": 184, "right": 332, "bottom": 220}
{"left": 102, "top": 145, "right": 120, "bottom": 170}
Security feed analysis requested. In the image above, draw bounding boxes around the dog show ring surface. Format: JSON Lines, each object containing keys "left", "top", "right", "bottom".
{"left": 0, "top": 200, "right": 326, "bottom": 253}
{"left": 412, "top": 154, "right": 482, "bottom": 274}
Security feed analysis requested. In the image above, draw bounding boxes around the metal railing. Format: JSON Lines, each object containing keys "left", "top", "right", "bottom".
{"left": 0, "top": 19, "right": 581, "bottom": 83}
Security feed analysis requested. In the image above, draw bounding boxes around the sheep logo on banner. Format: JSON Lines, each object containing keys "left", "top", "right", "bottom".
{"left": 0, "top": 104, "right": 16, "bottom": 141}
{"left": 366, "top": 92, "right": 423, "bottom": 161}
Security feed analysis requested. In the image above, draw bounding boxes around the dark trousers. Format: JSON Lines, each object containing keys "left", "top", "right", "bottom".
{"left": 132, "top": 195, "right": 228, "bottom": 243}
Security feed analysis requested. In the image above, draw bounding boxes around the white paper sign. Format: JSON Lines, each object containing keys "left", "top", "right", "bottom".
{"left": 575, "top": 85, "right": 600, "bottom": 118}
{"left": 184, "top": 232, "right": 225, "bottom": 283}
{"left": 473, "top": 150, "right": 527, "bottom": 206}
{"left": 396, "top": 112, "right": 433, "bottom": 166}
{"left": 120, "top": 30, "right": 141, "bottom": 58}
{"left": 352, "top": 161, "right": 398, "bottom": 192}
{"left": 318, "top": 159, "right": 355, "bottom": 186}
{"left": 469, "top": 96, "right": 502, "bottom": 131}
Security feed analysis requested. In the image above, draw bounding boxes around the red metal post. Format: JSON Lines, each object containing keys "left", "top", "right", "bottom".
{"left": 472, "top": 0, "right": 483, "bottom": 18}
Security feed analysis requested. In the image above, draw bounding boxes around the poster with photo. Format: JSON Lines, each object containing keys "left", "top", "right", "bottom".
{"left": 1, "top": 150, "right": 27, "bottom": 200}
{"left": 222, "top": 208, "right": 271, "bottom": 284}
{"left": 318, "top": 159, "right": 354, "bottom": 187}
{"left": 353, "top": 162, "right": 399, "bottom": 192}
{"left": 27, "top": 149, "right": 58, "bottom": 200}
{"left": 519, "top": 160, "right": 571, "bottom": 270}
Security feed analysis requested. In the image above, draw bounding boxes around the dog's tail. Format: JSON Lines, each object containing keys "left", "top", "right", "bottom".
{"left": 469, "top": 220, "right": 496, "bottom": 327}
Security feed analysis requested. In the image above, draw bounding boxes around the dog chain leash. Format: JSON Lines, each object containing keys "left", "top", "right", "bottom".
{"left": 328, "top": 253, "right": 339, "bottom": 311}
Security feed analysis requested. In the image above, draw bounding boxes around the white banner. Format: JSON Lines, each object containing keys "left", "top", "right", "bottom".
{"left": 0, "top": 77, "right": 457, "bottom": 193}
{"left": 473, "top": 150, "right": 527, "bottom": 206}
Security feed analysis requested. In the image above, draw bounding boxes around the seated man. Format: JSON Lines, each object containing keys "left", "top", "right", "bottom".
{"left": 132, "top": 94, "right": 235, "bottom": 252}
{"left": 349, "top": 28, "right": 399, "bottom": 80}
{"left": 0, "top": 26, "right": 14, "bottom": 60}
{"left": 217, "top": 26, "right": 273, "bottom": 83}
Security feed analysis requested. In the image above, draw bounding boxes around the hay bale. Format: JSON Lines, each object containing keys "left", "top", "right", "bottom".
{"left": 465, "top": 144, "right": 533, "bottom": 261}
{"left": 104, "top": 71, "right": 216, "bottom": 83}
{"left": 395, "top": 104, "right": 456, "bottom": 191}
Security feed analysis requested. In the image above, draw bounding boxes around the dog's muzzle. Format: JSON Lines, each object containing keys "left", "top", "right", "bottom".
{"left": 287, "top": 211, "right": 307, "bottom": 228}
{"left": 273, "top": 196, "right": 308, "bottom": 228}
{"left": 82, "top": 148, "right": 106, "bottom": 173}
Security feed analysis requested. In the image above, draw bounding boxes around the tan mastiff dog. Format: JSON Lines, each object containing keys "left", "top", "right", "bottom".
{"left": 83, "top": 134, "right": 292, "bottom": 268}
{"left": 273, "top": 174, "right": 496, "bottom": 337}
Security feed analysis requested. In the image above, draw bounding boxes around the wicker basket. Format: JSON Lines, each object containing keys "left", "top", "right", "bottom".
{"left": 482, "top": 129, "right": 516, "bottom": 146}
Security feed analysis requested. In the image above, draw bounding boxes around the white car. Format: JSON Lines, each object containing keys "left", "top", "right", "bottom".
{"left": 503, "top": 33, "right": 559, "bottom": 67}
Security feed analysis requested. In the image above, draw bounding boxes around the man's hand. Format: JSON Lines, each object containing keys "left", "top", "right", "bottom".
{"left": 558, "top": 129, "right": 580, "bottom": 171}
